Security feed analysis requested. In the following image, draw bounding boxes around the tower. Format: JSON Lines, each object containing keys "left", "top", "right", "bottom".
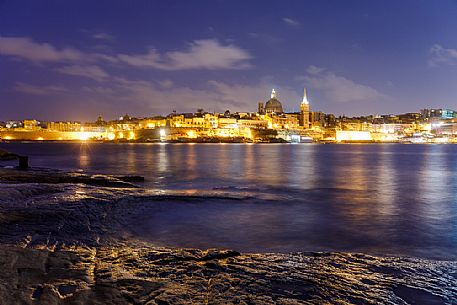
{"left": 258, "top": 101, "right": 265, "bottom": 114}
{"left": 302, "top": 87, "right": 309, "bottom": 105}
{"left": 300, "top": 87, "right": 310, "bottom": 128}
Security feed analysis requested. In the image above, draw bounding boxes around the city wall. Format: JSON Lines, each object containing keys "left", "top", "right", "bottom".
{"left": 0, "top": 130, "right": 106, "bottom": 141}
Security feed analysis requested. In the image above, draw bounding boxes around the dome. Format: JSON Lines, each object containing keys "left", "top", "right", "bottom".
{"left": 265, "top": 98, "right": 284, "bottom": 114}
{"left": 264, "top": 89, "right": 283, "bottom": 113}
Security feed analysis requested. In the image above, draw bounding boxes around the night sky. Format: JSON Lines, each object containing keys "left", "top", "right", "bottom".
{"left": 1, "top": 0, "right": 457, "bottom": 121}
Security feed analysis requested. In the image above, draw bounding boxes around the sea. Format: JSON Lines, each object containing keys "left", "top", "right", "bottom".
{"left": 1, "top": 142, "right": 456, "bottom": 260}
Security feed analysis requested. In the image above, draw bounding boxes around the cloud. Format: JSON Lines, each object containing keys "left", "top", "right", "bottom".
{"left": 0, "top": 36, "right": 251, "bottom": 72}
{"left": 282, "top": 17, "right": 301, "bottom": 27}
{"left": 109, "top": 77, "right": 223, "bottom": 113}
{"left": 0, "top": 36, "right": 85, "bottom": 63}
{"left": 306, "top": 65, "right": 324, "bottom": 75}
{"left": 92, "top": 32, "right": 115, "bottom": 42}
{"left": 158, "top": 79, "right": 174, "bottom": 88}
{"left": 429, "top": 44, "right": 457, "bottom": 66}
{"left": 301, "top": 66, "right": 388, "bottom": 103}
{"left": 118, "top": 39, "right": 252, "bottom": 70}
{"left": 76, "top": 75, "right": 300, "bottom": 115}
{"left": 11, "top": 72, "right": 302, "bottom": 119}
{"left": 208, "top": 81, "right": 300, "bottom": 110}
{"left": 56, "top": 65, "right": 109, "bottom": 82}
{"left": 82, "top": 86, "right": 115, "bottom": 95}
{"left": 14, "top": 82, "right": 68, "bottom": 95}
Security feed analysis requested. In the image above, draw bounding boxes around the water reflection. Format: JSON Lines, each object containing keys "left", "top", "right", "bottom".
{"left": 157, "top": 143, "right": 169, "bottom": 174}
{"left": 288, "top": 145, "right": 316, "bottom": 189}
{"left": 1, "top": 142, "right": 456, "bottom": 259}
{"left": 78, "top": 143, "right": 91, "bottom": 168}
{"left": 375, "top": 145, "right": 396, "bottom": 216}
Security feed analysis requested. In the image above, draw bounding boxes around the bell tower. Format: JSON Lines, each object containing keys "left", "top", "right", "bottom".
{"left": 300, "top": 87, "right": 310, "bottom": 128}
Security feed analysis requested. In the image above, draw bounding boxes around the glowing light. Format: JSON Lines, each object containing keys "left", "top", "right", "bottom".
{"left": 246, "top": 128, "right": 253, "bottom": 139}
{"left": 159, "top": 129, "right": 166, "bottom": 137}
{"left": 147, "top": 123, "right": 155, "bottom": 128}
{"left": 118, "top": 132, "right": 124, "bottom": 139}
{"left": 78, "top": 132, "right": 90, "bottom": 141}
{"left": 336, "top": 131, "right": 372, "bottom": 142}
{"left": 36, "top": 137, "right": 44, "bottom": 141}
{"left": 216, "top": 129, "right": 231, "bottom": 137}
{"left": 107, "top": 132, "right": 115, "bottom": 140}
{"left": 302, "top": 87, "right": 309, "bottom": 105}
{"left": 4, "top": 136, "right": 12, "bottom": 140}
{"left": 128, "top": 131, "right": 135, "bottom": 140}
{"left": 186, "top": 130, "right": 197, "bottom": 138}
{"left": 433, "top": 137, "right": 449, "bottom": 143}
{"left": 271, "top": 88, "right": 276, "bottom": 99}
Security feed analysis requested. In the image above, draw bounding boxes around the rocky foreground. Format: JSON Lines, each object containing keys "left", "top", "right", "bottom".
{"left": 0, "top": 168, "right": 456, "bottom": 304}
{"left": 2, "top": 242, "right": 457, "bottom": 305}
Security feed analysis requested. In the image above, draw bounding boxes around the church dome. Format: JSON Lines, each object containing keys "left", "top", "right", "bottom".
{"left": 265, "top": 89, "right": 284, "bottom": 114}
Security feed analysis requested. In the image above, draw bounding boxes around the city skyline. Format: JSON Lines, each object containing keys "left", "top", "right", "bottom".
{"left": 1, "top": 0, "right": 457, "bottom": 121}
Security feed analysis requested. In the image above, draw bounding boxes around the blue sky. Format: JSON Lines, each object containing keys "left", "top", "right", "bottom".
{"left": 1, "top": 0, "right": 457, "bottom": 121}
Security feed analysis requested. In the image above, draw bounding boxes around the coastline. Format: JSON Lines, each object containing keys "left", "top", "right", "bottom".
{"left": 1, "top": 139, "right": 457, "bottom": 144}
{"left": 0, "top": 168, "right": 456, "bottom": 304}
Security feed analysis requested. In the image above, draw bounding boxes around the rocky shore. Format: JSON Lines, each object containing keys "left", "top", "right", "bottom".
{"left": 0, "top": 167, "right": 456, "bottom": 304}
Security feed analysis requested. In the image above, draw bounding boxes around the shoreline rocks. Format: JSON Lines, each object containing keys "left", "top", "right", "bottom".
{"left": 0, "top": 243, "right": 455, "bottom": 304}
{"left": 0, "top": 167, "right": 143, "bottom": 188}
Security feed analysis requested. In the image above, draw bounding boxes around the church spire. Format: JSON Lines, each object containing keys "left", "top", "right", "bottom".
{"left": 302, "top": 87, "right": 309, "bottom": 105}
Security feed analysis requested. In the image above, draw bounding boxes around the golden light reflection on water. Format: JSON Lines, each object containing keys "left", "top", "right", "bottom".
{"left": 242, "top": 143, "right": 255, "bottom": 182}
{"left": 418, "top": 146, "right": 452, "bottom": 221}
{"left": 125, "top": 144, "right": 138, "bottom": 173}
{"left": 78, "top": 143, "right": 91, "bottom": 168}
{"left": 4, "top": 142, "right": 457, "bottom": 258}
{"left": 287, "top": 145, "right": 316, "bottom": 189}
{"left": 184, "top": 143, "right": 197, "bottom": 180}
{"left": 375, "top": 145, "right": 396, "bottom": 217}
{"left": 157, "top": 143, "right": 169, "bottom": 174}
{"left": 254, "top": 144, "right": 291, "bottom": 186}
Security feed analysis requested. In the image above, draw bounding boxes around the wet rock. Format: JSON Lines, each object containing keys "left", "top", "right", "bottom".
{"left": 0, "top": 243, "right": 454, "bottom": 304}
{"left": 200, "top": 249, "right": 241, "bottom": 261}
{"left": 393, "top": 285, "right": 445, "bottom": 305}
{"left": 0, "top": 168, "right": 142, "bottom": 188}
{"left": 113, "top": 175, "right": 145, "bottom": 182}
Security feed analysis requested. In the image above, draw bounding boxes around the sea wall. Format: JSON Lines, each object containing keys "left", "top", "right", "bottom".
{"left": 0, "top": 130, "right": 106, "bottom": 141}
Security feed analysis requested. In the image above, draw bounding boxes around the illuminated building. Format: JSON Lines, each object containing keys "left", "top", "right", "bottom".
{"left": 4, "top": 89, "right": 457, "bottom": 143}
{"left": 23, "top": 120, "right": 40, "bottom": 130}
{"left": 263, "top": 89, "right": 284, "bottom": 114}
{"left": 141, "top": 117, "right": 167, "bottom": 129}
{"left": 266, "top": 113, "right": 300, "bottom": 130}
{"left": 5, "top": 121, "right": 22, "bottom": 129}
{"left": 237, "top": 118, "right": 267, "bottom": 129}
{"left": 46, "top": 121, "right": 81, "bottom": 132}
{"left": 421, "top": 108, "right": 457, "bottom": 120}
{"left": 310, "top": 111, "right": 325, "bottom": 129}
{"left": 218, "top": 117, "right": 238, "bottom": 128}
{"left": 431, "top": 119, "right": 457, "bottom": 135}
{"left": 300, "top": 87, "right": 310, "bottom": 128}
{"left": 258, "top": 102, "right": 265, "bottom": 114}
{"left": 336, "top": 131, "right": 372, "bottom": 142}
